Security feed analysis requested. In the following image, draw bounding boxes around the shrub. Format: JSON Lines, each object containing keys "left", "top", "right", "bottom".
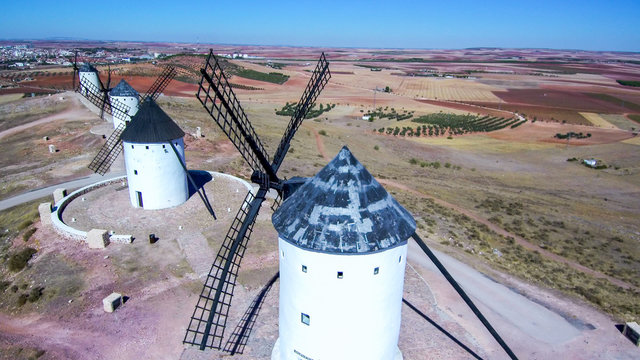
{"left": 0, "top": 280, "right": 11, "bottom": 292}
{"left": 23, "top": 227, "right": 37, "bottom": 242}
{"left": 374, "top": 145, "right": 379, "bottom": 151}
{"left": 17, "top": 293, "right": 28, "bottom": 306}
{"left": 318, "top": 130, "right": 327, "bottom": 136}
{"left": 28, "top": 286, "right": 44, "bottom": 303}
{"left": 7, "top": 247, "right": 37, "bottom": 272}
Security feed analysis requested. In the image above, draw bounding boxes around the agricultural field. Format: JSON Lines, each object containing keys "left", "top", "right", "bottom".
{"left": 395, "top": 77, "right": 501, "bottom": 102}
{"left": 1, "top": 44, "right": 640, "bottom": 359}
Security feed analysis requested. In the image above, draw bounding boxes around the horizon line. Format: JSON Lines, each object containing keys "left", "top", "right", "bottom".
{"left": 1, "top": 37, "right": 639, "bottom": 55}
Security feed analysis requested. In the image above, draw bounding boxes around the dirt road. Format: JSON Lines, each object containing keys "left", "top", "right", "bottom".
{"left": 0, "top": 95, "right": 91, "bottom": 140}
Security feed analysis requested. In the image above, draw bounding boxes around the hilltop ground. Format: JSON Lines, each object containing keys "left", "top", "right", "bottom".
{"left": 0, "top": 47, "right": 639, "bottom": 359}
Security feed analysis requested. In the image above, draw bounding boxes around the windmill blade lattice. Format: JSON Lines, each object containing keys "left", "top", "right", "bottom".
{"left": 223, "top": 272, "right": 280, "bottom": 355}
{"left": 83, "top": 91, "right": 130, "bottom": 175}
{"left": 196, "top": 51, "right": 274, "bottom": 179}
{"left": 87, "top": 123, "right": 126, "bottom": 175}
{"left": 72, "top": 51, "right": 79, "bottom": 91}
{"left": 78, "top": 78, "right": 112, "bottom": 119}
{"left": 142, "top": 65, "right": 177, "bottom": 103}
{"left": 272, "top": 53, "right": 330, "bottom": 171}
{"left": 99, "top": 66, "right": 113, "bottom": 119}
{"left": 185, "top": 51, "right": 330, "bottom": 353}
{"left": 184, "top": 188, "right": 267, "bottom": 350}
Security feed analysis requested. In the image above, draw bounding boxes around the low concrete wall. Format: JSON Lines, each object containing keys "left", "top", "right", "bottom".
{"left": 51, "top": 176, "right": 127, "bottom": 243}
{"left": 50, "top": 172, "right": 252, "bottom": 246}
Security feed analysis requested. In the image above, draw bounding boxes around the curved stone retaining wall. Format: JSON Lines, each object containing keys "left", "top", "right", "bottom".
{"left": 50, "top": 172, "right": 253, "bottom": 246}
{"left": 51, "top": 176, "right": 129, "bottom": 243}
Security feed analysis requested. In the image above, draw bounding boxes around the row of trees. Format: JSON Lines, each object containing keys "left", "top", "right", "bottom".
{"left": 373, "top": 114, "right": 528, "bottom": 138}
{"left": 275, "top": 102, "right": 336, "bottom": 119}
{"left": 411, "top": 113, "right": 526, "bottom": 134}
{"left": 363, "top": 106, "right": 413, "bottom": 121}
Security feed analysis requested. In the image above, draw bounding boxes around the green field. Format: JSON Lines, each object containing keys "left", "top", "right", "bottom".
{"left": 235, "top": 69, "right": 289, "bottom": 84}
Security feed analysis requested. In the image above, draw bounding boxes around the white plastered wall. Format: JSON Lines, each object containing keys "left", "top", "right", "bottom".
{"left": 276, "top": 238, "right": 407, "bottom": 360}
{"left": 123, "top": 138, "right": 188, "bottom": 210}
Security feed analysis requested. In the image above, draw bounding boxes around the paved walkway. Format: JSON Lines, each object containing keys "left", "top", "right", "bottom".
{"left": 0, "top": 171, "right": 125, "bottom": 211}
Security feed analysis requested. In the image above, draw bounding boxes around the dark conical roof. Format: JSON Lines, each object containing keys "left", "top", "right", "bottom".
{"left": 272, "top": 146, "right": 416, "bottom": 254}
{"left": 110, "top": 79, "right": 139, "bottom": 97}
{"left": 79, "top": 63, "right": 98, "bottom": 73}
{"left": 120, "top": 99, "right": 185, "bottom": 143}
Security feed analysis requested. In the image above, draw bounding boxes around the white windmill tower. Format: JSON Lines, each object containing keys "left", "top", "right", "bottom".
{"left": 78, "top": 62, "right": 101, "bottom": 97}
{"left": 119, "top": 99, "right": 188, "bottom": 210}
{"left": 271, "top": 146, "right": 416, "bottom": 360}
{"left": 109, "top": 79, "right": 140, "bottom": 128}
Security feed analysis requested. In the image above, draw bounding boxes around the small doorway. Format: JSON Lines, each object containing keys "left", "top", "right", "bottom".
{"left": 136, "top": 191, "right": 143, "bottom": 208}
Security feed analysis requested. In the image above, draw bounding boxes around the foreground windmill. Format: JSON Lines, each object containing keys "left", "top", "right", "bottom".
{"left": 272, "top": 145, "right": 415, "bottom": 359}
{"left": 183, "top": 50, "right": 519, "bottom": 360}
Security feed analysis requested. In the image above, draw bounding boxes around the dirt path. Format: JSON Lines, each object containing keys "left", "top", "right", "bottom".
{"left": 309, "top": 125, "right": 635, "bottom": 290}
{"left": 310, "top": 126, "right": 329, "bottom": 160}
{"left": 0, "top": 96, "right": 90, "bottom": 140}
{"left": 378, "top": 178, "right": 636, "bottom": 290}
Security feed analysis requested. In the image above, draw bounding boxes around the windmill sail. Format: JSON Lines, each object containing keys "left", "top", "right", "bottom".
{"left": 78, "top": 77, "right": 112, "bottom": 118}
{"left": 184, "top": 51, "right": 331, "bottom": 353}
{"left": 184, "top": 189, "right": 267, "bottom": 350}
{"left": 87, "top": 123, "right": 126, "bottom": 175}
{"left": 197, "top": 51, "right": 274, "bottom": 179}
{"left": 272, "top": 53, "right": 330, "bottom": 171}
{"left": 142, "top": 65, "right": 177, "bottom": 103}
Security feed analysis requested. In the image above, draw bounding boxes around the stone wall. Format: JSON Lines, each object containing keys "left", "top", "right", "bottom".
{"left": 51, "top": 176, "right": 132, "bottom": 244}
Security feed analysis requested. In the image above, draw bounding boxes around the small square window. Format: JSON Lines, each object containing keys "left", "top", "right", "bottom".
{"left": 145, "top": 146, "right": 149, "bottom": 149}
{"left": 302, "top": 265, "right": 307, "bottom": 273}
{"left": 134, "top": 170, "right": 138, "bottom": 175}
{"left": 301, "top": 313, "right": 310, "bottom": 325}
{"left": 398, "top": 256, "right": 402, "bottom": 263}
{"left": 337, "top": 271, "right": 343, "bottom": 279}
{"left": 131, "top": 145, "right": 134, "bottom": 149}
{"left": 374, "top": 267, "right": 379, "bottom": 275}
{"left": 162, "top": 144, "right": 166, "bottom": 148}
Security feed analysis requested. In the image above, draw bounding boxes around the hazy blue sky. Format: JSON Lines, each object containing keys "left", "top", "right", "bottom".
{"left": 1, "top": 0, "right": 638, "bottom": 51}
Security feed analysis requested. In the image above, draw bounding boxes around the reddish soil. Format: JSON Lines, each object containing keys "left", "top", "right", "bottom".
{"left": 10, "top": 73, "right": 198, "bottom": 97}
{"left": 492, "top": 88, "right": 638, "bottom": 114}
{"left": 415, "top": 99, "right": 514, "bottom": 117}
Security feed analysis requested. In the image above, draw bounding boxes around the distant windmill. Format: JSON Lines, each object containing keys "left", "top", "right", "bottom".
{"left": 74, "top": 64, "right": 177, "bottom": 175}
{"left": 74, "top": 63, "right": 215, "bottom": 215}
{"left": 183, "top": 50, "right": 518, "bottom": 360}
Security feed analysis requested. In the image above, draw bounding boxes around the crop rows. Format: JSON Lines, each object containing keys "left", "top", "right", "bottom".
{"left": 375, "top": 113, "right": 527, "bottom": 137}
{"left": 395, "top": 78, "right": 499, "bottom": 101}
